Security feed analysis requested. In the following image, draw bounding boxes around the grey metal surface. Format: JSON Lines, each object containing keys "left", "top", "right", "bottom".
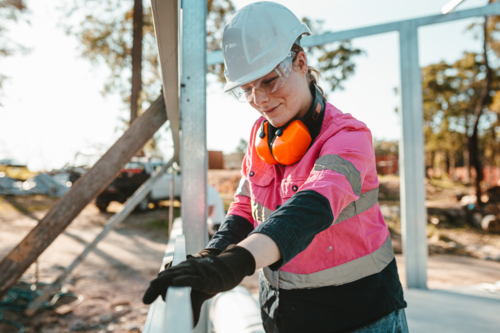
{"left": 143, "top": 223, "right": 193, "bottom": 333}
{"left": 180, "top": 0, "right": 208, "bottom": 260}
{"left": 398, "top": 21, "right": 428, "bottom": 289}
{"left": 180, "top": 0, "right": 209, "bottom": 331}
{"left": 165, "top": 235, "right": 193, "bottom": 332}
{"left": 404, "top": 287, "right": 500, "bottom": 333}
{"left": 151, "top": 0, "right": 181, "bottom": 164}
{"left": 206, "top": 4, "right": 500, "bottom": 66}
{"left": 168, "top": 168, "right": 175, "bottom": 235}
{"left": 210, "top": 286, "right": 265, "bottom": 333}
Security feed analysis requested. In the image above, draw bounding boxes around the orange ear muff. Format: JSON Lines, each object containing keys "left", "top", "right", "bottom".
{"left": 255, "top": 121, "right": 279, "bottom": 165}
{"left": 272, "top": 120, "right": 311, "bottom": 165}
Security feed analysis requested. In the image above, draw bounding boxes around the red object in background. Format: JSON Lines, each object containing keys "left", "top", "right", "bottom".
{"left": 375, "top": 155, "right": 398, "bottom": 175}
{"left": 209, "top": 151, "right": 224, "bottom": 170}
{"left": 121, "top": 168, "right": 143, "bottom": 174}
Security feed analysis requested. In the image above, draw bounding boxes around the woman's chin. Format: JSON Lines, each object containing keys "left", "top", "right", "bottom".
{"left": 266, "top": 117, "right": 288, "bottom": 128}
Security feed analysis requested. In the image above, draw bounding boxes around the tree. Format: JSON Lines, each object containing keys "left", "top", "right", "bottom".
{"left": 374, "top": 139, "right": 398, "bottom": 156}
{"left": 63, "top": 0, "right": 236, "bottom": 126}
{"left": 0, "top": 0, "right": 27, "bottom": 104}
{"left": 62, "top": 0, "right": 159, "bottom": 124}
{"left": 422, "top": 1, "right": 500, "bottom": 204}
{"left": 301, "top": 18, "right": 363, "bottom": 95}
{"left": 235, "top": 138, "right": 248, "bottom": 154}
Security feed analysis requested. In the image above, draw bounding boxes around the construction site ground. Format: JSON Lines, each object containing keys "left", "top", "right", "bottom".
{"left": 1, "top": 173, "right": 500, "bottom": 332}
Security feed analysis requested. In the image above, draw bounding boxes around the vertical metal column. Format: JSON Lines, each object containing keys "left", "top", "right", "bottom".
{"left": 180, "top": 1, "right": 208, "bottom": 331}
{"left": 180, "top": 0, "right": 208, "bottom": 255}
{"left": 398, "top": 21, "right": 428, "bottom": 289}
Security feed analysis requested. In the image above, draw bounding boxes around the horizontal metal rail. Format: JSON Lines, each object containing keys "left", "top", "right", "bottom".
{"left": 143, "top": 225, "right": 192, "bottom": 333}
{"left": 206, "top": 3, "right": 500, "bottom": 66}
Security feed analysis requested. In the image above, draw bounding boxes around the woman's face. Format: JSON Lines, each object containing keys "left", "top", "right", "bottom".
{"left": 242, "top": 52, "right": 312, "bottom": 128}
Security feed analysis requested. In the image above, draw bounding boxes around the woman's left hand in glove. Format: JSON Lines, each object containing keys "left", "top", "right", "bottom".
{"left": 142, "top": 245, "right": 256, "bottom": 324}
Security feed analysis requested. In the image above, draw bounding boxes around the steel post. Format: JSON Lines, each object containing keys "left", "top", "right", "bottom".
{"left": 180, "top": 0, "right": 208, "bottom": 259}
{"left": 398, "top": 21, "right": 428, "bottom": 289}
{"left": 180, "top": 0, "right": 208, "bottom": 331}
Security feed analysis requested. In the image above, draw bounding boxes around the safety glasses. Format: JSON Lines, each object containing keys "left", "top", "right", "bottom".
{"left": 229, "top": 51, "right": 296, "bottom": 103}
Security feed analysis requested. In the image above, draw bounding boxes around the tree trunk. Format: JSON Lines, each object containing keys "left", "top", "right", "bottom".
{"left": 464, "top": 134, "right": 470, "bottom": 183}
{"left": 489, "top": 126, "right": 496, "bottom": 184}
{"left": 130, "top": 0, "right": 143, "bottom": 125}
{"left": 470, "top": 14, "right": 492, "bottom": 208}
{"left": 449, "top": 151, "right": 456, "bottom": 181}
{"left": 431, "top": 150, "right": 436, "bottom": 178}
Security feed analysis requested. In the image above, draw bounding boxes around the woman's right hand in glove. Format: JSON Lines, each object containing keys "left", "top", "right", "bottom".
{"left": 142, "top": 247, "right": 222, "bottom": 326}
{"left": 142, "top": 245, "right": 256, "bottom": 326}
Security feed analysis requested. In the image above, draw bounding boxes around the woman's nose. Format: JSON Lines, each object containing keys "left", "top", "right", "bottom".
{"left": 252, "top": 88, "right": 269, "bottom": 105}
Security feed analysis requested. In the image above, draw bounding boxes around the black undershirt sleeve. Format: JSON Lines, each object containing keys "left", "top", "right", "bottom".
{"left": 207, "top": 214, "right": 255, "bottom": 251}
{"left": 251, "top": 190, "right": 334, "bottom": 270}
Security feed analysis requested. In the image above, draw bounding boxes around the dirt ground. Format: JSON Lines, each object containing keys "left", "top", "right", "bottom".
{"left": 1, "top": 175, "right": 500, "bottom": 332}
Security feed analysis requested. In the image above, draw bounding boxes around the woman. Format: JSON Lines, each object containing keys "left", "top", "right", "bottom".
{"left": 143, "top": 2, "right": 408, "bottom": 332}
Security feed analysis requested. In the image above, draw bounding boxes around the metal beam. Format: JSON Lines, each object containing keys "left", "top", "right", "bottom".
{"left": 180, "top": 0, "right": 209, "bottom": 331}
{"left": 151, "top": 0, "right": 181, "bottom": 164}
{"left": 143, "top": 222, "right": 192, "bottom": 333}
{"left": 399, "top": 21, "right": 428, "bottom": 289}
{"left": 180, "top": 0, "right": 208, "bottom": 259}
{"left": 164, "top": 235, "right": 193, "bottom": 332}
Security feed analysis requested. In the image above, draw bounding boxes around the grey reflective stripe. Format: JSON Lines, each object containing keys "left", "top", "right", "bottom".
{"left": 313, "top": 155, "right": 362, "bottom": 196}
{"left": 262, "top": 236, "right": 394, "bottom": 290}
{"left": 251, "top": 201, "right": 274, "bottom": 224}
{"left": 335, "top": 187, "right": 379, "bottom": 225}
{"left": 235, "top": 178, "right": 250, "bottom": 197}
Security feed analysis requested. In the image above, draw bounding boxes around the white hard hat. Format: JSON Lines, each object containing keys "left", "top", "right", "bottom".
{"left": 222, "top": 1, "right": 311, "bottom": 93}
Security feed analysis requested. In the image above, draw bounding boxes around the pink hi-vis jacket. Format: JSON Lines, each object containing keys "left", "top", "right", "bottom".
{"left": 228, "top": 102, "right": 394, "bottom": 290}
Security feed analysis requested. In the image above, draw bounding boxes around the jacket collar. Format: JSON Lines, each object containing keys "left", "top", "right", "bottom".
{"left": 297, "top": 84, "right": 326, "bottom": 145}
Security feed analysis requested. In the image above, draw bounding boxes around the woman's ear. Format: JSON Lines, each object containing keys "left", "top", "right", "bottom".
{"left": 295, "top": 51, "right": 308, "bottom": 73}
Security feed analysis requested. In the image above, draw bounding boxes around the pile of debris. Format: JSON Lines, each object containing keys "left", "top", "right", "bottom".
{"left": 458, "top": 188, "right": 500, "bottom": 234}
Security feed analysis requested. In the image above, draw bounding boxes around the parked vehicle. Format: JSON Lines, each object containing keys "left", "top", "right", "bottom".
{"left": 95, "top": 157, "right": 182, "bottom": 212}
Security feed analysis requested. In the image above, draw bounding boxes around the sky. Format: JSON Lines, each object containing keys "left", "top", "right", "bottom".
{"left": 0, "top": 0, "right": 491, "bottom": 171}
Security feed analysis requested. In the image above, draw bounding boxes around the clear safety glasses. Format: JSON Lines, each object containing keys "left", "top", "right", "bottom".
{"left": 229, "top": 51, "right": 296, "bottom": 103}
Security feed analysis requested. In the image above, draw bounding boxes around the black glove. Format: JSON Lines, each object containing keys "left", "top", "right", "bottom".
{"left": 144, "top": 247, "right": 222, "bottom": 326}
{"left": 143, "top": 245, "right": 256, "bottom": 325}
{"left": 163, "top": 247, "right": 222, "bottom": 270}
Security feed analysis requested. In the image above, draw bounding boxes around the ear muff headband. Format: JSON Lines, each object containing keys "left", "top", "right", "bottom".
{"left": 255, "top": 120, "right": 312, "bottom": 165}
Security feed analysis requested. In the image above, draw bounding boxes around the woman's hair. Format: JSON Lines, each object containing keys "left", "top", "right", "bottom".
{"left": 291, "top": 44, "right": 327, "bottom": 101}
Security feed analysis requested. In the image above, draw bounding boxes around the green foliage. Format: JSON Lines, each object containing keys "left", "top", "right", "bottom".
{"left": 62, "top": 0, "right": 236, "bottom": 109}
{"left": 61, "top": 0, "right": 159, "bottom": 111}
{"left": 374, "top": 139, "right": 398, "bottom": 156}
{"left": 0, "top": 0, "right": 27, "bottom": 57}
{"left": 0, "top": 0, "right": 28, "bottom": 104}
{"left": 235, "top": 138, "right": 248, "bottom": 154}
{"left": 301, "top": 17, "right": 364, "bottom": 94}
{"left": 422, "top": 50, "right": 500, "bottom": 166}
{"left": 63, "top": 0, "right": 363, "bottom": 104}
{"left": 207, "top": 0, "right": 236, "bottom": 82}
